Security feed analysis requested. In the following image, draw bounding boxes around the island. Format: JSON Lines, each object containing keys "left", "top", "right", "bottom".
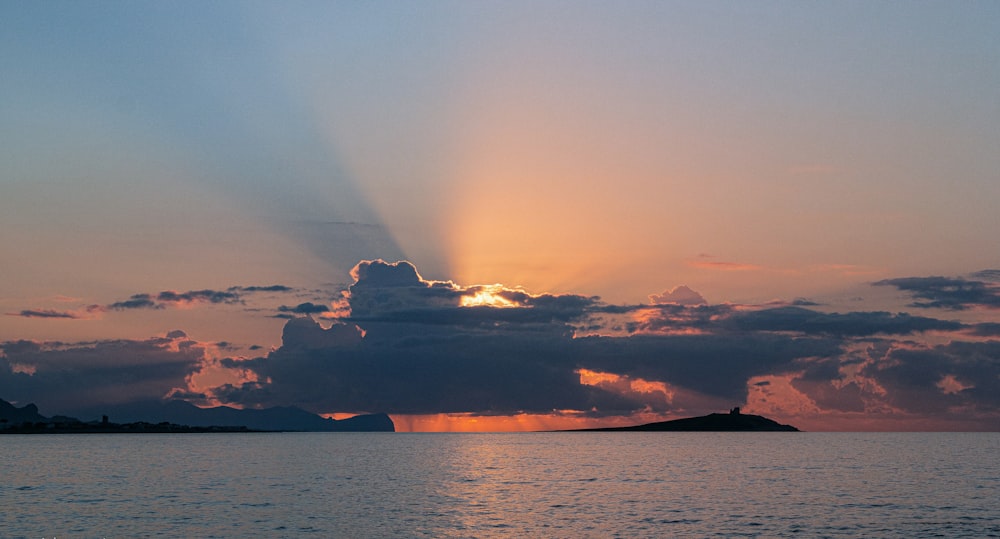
{"left": 574, "top": 407, "right": 799, "bottom": 432}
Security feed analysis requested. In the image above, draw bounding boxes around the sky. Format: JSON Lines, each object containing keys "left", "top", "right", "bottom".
{"left": 2, "top": 1, "right": 999, "bottom": 431}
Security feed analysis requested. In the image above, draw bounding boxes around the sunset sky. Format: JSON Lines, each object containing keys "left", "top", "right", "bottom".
{"left": 3, "top": 2, "right": 999, "bottom": 431}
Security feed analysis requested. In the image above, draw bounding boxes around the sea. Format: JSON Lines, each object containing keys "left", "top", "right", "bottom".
{"left": 2, "top": 432, "right": 998, "bottom": 538}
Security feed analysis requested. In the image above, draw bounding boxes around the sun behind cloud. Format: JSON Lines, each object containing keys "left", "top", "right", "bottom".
{"left": 459, "top": 285, "right": 520, "bottom": 308}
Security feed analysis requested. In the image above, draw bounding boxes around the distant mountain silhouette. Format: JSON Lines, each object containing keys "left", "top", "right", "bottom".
{"left": 1, "top": 398, "right": 248, "bottom": 433}
{"left": 65, "top": 399, "right": 395, "bottom": 432}
{"left": 577, "top": 409, "right": 799, "bottom": 432}
{"left": 1, "top": 399, "right": 48, "bottom": 425}
{"left": 3, "top": 397, "right": 394, "bottom": 432}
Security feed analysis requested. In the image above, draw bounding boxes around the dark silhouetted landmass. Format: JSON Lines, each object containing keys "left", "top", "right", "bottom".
{"left": 1, "top": 398, "right": 395, "bottom": 433}
{"left": 1, "top": 398, "right": 250, "bottom": 434}
{"left": 576, "top": 409, "right": 799, "bottom": 432}
{"left": 64, "top": 399, "right": 395, "bottom": 432}
{"left": 3, "top": 421, "right": 252, "bottom": 434}
{"left": 1, "top": 399, "right": 48, "bottom": 425}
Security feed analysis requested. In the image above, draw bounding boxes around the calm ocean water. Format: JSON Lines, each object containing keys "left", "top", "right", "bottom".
{"left": 1, "top": 432, "right": 997, "bottom": 538}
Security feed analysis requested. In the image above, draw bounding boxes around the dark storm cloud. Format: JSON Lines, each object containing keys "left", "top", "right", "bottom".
{"left": 0, "top": 334, "right": 204, "bottom": 414}
{"left": 208, "top": 261, "right": 842, "bottom": 415}
{"left": 214, "top": 316, "right": 844, "bottom": 416}
{"left": 874, "top": 274, "right": 1000, "bottom": 310}
{"left": 208, "top": 260, "right": 629, "bottom": 414}
{"left": 217, "top": 320, "right": 637, "bottom": 415}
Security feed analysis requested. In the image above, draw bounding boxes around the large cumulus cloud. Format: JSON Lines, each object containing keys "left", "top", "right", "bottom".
{"left": 214, "top": 260, "right": 620, "bottom": 414}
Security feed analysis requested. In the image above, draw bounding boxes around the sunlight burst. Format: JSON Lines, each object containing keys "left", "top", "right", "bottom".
{"left": 460, "top": 285, "right": 519, "bottom": 308}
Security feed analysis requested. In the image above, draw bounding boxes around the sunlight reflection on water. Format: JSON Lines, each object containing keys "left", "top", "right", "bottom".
{"left": 2, "top": 432, "right": 998, "bottom": 538}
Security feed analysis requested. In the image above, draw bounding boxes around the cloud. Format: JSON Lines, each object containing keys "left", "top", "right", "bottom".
{"left": 0, "top": 332, "right": 206, "bottom": 414}
{"left": 238, "top": 285, "right": 294, "bottom": 292}
{"left": 217, "top": 319, "right": 654, "bottom": 415}
{"left": 213, "top": 314, "right": 846, "bottom": 417}
{"left": 109, "top": 294, "right": 161, "bottom": 310}
{"left": 341, "top": 260, "right": 599, "bottom": 331}
{"left": 278, "top": 317, "right": 363, "bottom": 349}
{"left": 156, "top": 289, "right": 241, "bottom": 305}
{"left": 874, "top": 274, "right": 1000, "bottom": 310}
{"left": 14, "top": 284, "right": 303, "bottom": 325}
{"left": 720, "top": 307, "right": 964, "bottom": 337}
{"left": 8, "top": 305, "right": 105, "bottom": 319}
{"left": 625, "top": 303, "right": 960, "bottom": 338}
{"left": 764, "top": 298, "right": 822, "bottom": 307}
{"left": 105, "top": 284, "right": 297, "bottom": 311}
{"left": 4, "top": 263, "right": 999, "bottom": 429}
{"left": 344, "top": 260, "right": 460, "bottom": 317}
{"left": 351, "top": 259, "right": 427, "bottom": 288}
{"left": 968, "top": 323, "right": 1000, "bottom": 337}
{"left": 278, "top": 302, "right": 330, "bottom": 314}
{"left": 623, "top": 303, "right": 732, "bottom": 334}
{"left": 199, "top": 263, "right": 1000, "bottom": 430}
{"left": 865, "top": 341, "right": 1000, "bottom": 415}
{"left": 208, "top": 260, "right": 625, "bottom": 414}
{"left": 10, "top": 309, "right": 80, "bottom": 319}
{"left": 970, "top": 269, "right": 1000, "bottom": 283}
{"left": 650, "top": 285, "right": 707, "bottom": 306}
